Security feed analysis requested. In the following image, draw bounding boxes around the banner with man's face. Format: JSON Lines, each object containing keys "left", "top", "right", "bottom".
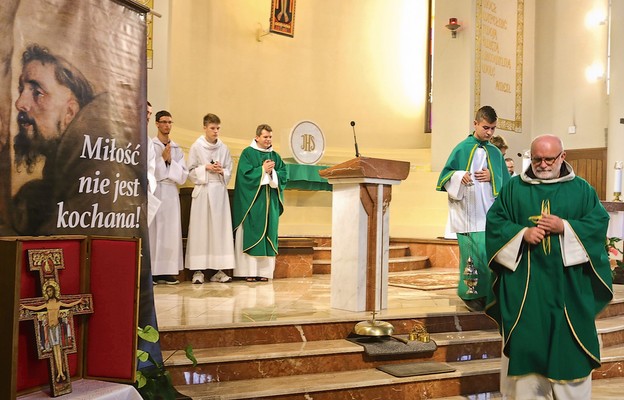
{"left": 0, "top": 0, "right": 156, "bottom": 393}
{"left": 0, "top": 0, "right": 147, "bottom": 238}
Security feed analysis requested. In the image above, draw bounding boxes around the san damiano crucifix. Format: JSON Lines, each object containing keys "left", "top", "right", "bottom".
{"left": 19, "top": 249, "right": 93, "bottom": 397}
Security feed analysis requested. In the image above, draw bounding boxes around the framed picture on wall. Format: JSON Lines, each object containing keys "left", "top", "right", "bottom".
{"left": 270, "top": 0, "right": 296, "bottom": 37}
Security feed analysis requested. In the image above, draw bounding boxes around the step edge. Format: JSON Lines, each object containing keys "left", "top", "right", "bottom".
{"left": 163, "top": 331, "right": 502, "bottom": 366}
{"left": 174, "top": 358, "right": 500, "bottom": 399}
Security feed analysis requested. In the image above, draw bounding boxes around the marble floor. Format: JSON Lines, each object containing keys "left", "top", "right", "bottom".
{"left": 154, "top": 270, "right": 468, "bottom": 331}
{"left": 154, "top": 272, "right": 624, "bottom": 399}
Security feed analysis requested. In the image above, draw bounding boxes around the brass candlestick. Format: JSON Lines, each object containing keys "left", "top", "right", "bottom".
{"left": 614, "top": 162, "right": 622, "bottom": 201}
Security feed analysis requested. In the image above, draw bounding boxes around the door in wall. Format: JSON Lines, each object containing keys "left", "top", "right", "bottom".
{"left": 564, "top": 147, "right": 607, "bottom": 200}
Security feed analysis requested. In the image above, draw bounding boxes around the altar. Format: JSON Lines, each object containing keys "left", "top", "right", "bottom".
{"left": 602, "top": 201, "right": 624, "bottom": 239}
{"left": 17, "top": 379, "right": 141, "bottom": 400}
{"left": 284, "top": 162, "right": 332, "bottom": 191}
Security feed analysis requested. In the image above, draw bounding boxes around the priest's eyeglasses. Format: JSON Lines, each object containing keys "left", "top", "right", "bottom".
{"left": 531, "top": 152, "right": 562, "bottom": 166}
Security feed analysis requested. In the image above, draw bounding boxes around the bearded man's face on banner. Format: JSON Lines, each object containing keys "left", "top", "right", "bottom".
{"left": 14, "top": 60, "right": 78, "bottom": 171}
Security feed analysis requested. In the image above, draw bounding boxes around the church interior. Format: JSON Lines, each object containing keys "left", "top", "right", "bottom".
{"left": 5, "top": 0, "right": 624, "bottom": 398}
{"left": 142, "top": 0, "right": 624, "bottom": 398}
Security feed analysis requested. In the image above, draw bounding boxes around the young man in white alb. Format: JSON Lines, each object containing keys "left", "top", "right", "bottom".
{"left": 185, "top": 113, "right": 235, "bottom": 283}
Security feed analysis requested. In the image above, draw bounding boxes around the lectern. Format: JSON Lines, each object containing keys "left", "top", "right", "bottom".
{"left": 319, "top": 157, "right": 410, "bottom": 312}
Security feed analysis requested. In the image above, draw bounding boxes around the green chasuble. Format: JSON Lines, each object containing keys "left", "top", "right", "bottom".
{"left": 232, "top": 146, "right": 287, "bottom": 257}
{"left": 485, "top": 165, "right": 613, "bottom": 381}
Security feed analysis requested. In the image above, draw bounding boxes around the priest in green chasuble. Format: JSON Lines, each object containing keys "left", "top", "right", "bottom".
{"left": 232, "top": 124, "right": 287, "bottom": 282}
{"left": 485, "top": 134, "right": 613, "bottom": 399}
{"left": 436, "top": 106, "right": 509, "bottom": 311}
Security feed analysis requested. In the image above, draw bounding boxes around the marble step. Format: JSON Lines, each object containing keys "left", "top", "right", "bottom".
{"left": 597, "top": 315, "right": 624, "bottom": 347}
{"left": 164, "top": 328, "right": 624, "bottom": 385}
{"left": 174, "top": 357, "right": 501, "bottom": 400}
{"left": 158, "top": 295, "right": 624, "bottom": 351}
{"left": 163, "top": 330, "right": 502, "bottom": 385}
{"left": 172, "top": 345, "right": 624, "bottom": 399}
{"left": 598, "top": 294, "right": 624, "bottom": 319}
{"left": 312, "top": 255, "right": 429, "bottom": 275}
{"left": 311, "top": 258, "right": 331, "bottom": 274}
{"left": 389, "top": 255, "right": 431, "bottom": 271}
{"left": 159, "top": 312, "right": 497, "bottom": 351}
{"left": 598, "top": 343, "right": 624, "bottom": 366}
{"left": 312, "top": 245, "right": 410, "bottom": 261}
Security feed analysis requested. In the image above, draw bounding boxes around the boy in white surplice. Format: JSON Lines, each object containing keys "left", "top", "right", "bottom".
{"left": 185, "top": 113, "right": 236, "bottom": 284}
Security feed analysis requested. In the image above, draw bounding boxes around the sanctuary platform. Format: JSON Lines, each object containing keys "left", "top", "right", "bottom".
{"left": 153, "top": 238, "right": 624, "bottom": 399}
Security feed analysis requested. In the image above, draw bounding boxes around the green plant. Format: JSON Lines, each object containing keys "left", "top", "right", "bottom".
{"left": 606, "top": 237, "right": 624, "bottom": 279}
{"left": 135, "top": 325, "right": 197, "bottom": 400}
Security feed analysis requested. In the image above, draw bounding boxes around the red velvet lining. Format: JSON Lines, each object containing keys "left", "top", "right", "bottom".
{"left": 85, "top": 238, "right": 138, "bottom": 380}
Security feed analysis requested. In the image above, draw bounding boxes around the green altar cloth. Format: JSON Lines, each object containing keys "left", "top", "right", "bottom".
{"left": 284, "top": 163, "right": 332, "bottom": 191}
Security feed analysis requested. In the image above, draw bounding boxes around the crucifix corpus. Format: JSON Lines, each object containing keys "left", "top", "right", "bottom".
{"left": 19, "top": 249, "right": 94, "bottom": 397}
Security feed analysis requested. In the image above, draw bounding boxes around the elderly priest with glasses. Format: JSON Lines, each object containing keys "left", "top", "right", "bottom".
{"left": 485, "top": 134, "right": 613, "bottom": 399}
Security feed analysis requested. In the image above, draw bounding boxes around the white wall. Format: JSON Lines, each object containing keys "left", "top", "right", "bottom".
{"left": 533, "top": 0, "right": 609, "bottom": 150}
{"left": 153, "top": 0, "right": 432, "bottom": 158}
{"left": 430, "top": 0, "right": 476, "bottom": 172}
{"left": 608, "top": 0, "right": 624, "bottom": 197}
{"left": 147, "top": 0, "right": 172, "bottom": 138}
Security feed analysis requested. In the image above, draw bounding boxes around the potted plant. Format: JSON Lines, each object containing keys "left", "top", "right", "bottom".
{"left": 135, "top": 325, "right": 197, "bottom": 400}
{"left": 606, "top": 237, "right": 624, "bottom": 284}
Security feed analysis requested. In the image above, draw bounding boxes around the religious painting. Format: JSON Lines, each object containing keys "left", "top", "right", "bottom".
{"left": 0, "top": 0, "right": 147, "bottom": 238}
{"left": 474, "top": 0, "right": 524, "bottom": 132}
{"left": 270, "top": 0, "right": 296, "bottom": 37}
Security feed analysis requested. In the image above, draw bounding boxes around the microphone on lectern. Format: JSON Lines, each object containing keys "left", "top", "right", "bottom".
{"left": 350, "top": 120, "right": 360, "bottom": 157}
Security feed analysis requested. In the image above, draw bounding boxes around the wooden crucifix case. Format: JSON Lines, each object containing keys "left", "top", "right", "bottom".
{"left": 0, "top": 235, "right": 141, "bottom": 398}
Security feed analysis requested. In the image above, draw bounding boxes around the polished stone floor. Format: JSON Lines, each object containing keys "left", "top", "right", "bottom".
{"left": 154, "top": 271, "right": 624, "bottom": 399}
{"left": 154, "top": 270, "right": 468, "bottom": 331}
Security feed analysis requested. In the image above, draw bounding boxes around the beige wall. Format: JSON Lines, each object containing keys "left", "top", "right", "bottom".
{"left": 533, "top": 0, "right": 609, "bottom": 150}
{"left": 153, "top": 0, "right": 431, "bottom": 157}
{"left": 148, "top": 0, "right": 615, "bottom": 239}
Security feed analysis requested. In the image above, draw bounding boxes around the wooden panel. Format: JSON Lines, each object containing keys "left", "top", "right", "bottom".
{"left": 565, "top": 148, "right": 607, "bottom": 200}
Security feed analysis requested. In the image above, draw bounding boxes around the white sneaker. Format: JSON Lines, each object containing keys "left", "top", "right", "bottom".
{"left": 210, "top": 270, "right": 232, "bottom": 283}
{"left": 192, "top": 271, "right": 205, "bottom": 284}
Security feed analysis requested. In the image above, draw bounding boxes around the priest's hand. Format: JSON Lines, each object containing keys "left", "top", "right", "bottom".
{"left": 263, "top": 159, "right": 275, "bottom": 174}
{"left": 524, "top": 226, "right": 546, "bottom": 245}
{"left": 473, "top": 168, "right": 491, "bottom": 182}
{"left": 537, "top": 213, "right": 564, "bottom": 235}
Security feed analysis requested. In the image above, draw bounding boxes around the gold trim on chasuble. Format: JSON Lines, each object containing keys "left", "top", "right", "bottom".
{"left": 502, "top": 247, "right": 531, "bottom": 349}
{"left": 528, "top": 199, "right": 551, "bottom": 254}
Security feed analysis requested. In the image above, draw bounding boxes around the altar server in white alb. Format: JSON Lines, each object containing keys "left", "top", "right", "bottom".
{"left": 149, "top": 110, "right": 189, "bottom": 285}
{"left": 185, "top": 113, "right": 236, "bottom": 283}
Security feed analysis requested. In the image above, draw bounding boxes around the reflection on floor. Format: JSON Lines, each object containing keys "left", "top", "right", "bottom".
{"left": 154, "top": 270, "right": 466, "bottom": 330}
{"left": 154, "top": 271, "right": 624, "bottom": 398}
